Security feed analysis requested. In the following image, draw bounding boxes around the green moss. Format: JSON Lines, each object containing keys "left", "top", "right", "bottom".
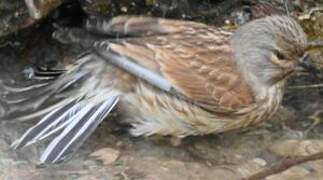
{"left": 300, "top": 13, "right": 323, "bottom": 40}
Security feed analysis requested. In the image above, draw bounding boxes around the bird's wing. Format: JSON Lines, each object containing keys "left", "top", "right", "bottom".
{"left": 89, "top": 16, "right": 255, "bottom": 113}
{"left": 86, "top": 15, "right": 194, "bottom": 37}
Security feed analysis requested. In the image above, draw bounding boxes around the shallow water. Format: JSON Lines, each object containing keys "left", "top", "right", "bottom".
{"left": 1, "top": 16, "right": 323, "bottom": 180}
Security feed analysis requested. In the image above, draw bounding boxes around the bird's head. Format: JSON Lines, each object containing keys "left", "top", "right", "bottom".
{"left": 231, "top": 15, "right": 312, "bottom": 87}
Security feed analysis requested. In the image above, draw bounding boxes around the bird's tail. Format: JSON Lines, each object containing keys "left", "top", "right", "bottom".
{"left": 0, "top": 53, "right": 119, "bottom": 164}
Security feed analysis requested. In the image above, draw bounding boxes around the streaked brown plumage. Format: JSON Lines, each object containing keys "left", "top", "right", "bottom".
{"left": 0, "top": 15, "right": 311, "bottom": 163}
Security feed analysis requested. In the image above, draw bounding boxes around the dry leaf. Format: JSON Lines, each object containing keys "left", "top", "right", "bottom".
{"left": 90, "top": 147, "right": 120, "bottom": 165}
{"left": 237, "top": 158, "right": 267, "bottom": 178}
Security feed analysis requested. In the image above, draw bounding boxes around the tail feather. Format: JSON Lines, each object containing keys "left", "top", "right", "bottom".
{"left": 0, "top": 56, "right": 92, "bottom": 120}
{"left": 11, "top": 98, "right": 80, "bottom": 149}
{"left": 41, "top": 95, "right": 119, "bottom": 163}
{"left": 1, "top": 54, "right": 120, "bottom": 164}
{"left": 14, "top": 98, "right": 79, "bottom": 122}
{"left": 0, "top": 81, "right": 49, "bottom": 93}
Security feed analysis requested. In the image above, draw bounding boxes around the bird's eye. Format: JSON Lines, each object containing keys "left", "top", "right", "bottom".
{"left": 274, "top": 50, "right": 286, "bottom": 60}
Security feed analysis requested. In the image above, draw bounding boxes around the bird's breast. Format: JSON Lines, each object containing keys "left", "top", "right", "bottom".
{"left": 238, "top": 83, "right": 285, "bottom": 128}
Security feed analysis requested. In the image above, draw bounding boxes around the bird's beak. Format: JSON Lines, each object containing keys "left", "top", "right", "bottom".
{"left": 296, "top": 53, "right": 322, "bottom": 79}
{"left": 300, "top": 40, "right": 323, "bottom": 79}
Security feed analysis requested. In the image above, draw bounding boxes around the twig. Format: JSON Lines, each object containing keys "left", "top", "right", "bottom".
{"left": 245, "top": 151, "right": 323, "bottom": 180}
{"left": 299, "top": 7, "right": 323, "bottom": 20}
{"left": 306, "top": 40, "right": 323, "bottom": 51}
{"left": 288, "top": 83, "right": 323, "bottom": 89}
{"left": 283, "top": 0, "right": 290, "bottom": 16}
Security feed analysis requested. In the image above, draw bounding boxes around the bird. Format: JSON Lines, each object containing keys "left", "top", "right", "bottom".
{"left": 0, "top": 15, "right": 315, "bottom": 164}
